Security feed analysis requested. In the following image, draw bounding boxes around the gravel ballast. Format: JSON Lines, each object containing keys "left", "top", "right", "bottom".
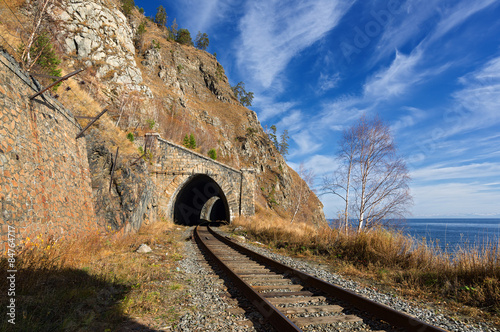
{"left": 174, "top": 226, "right": 498, "bottom": 332}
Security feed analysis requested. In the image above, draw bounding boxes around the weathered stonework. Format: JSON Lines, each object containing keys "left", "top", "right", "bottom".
{"left": 140, "top": 134, "right": 255, "bottom": 224}
{"left": 0, "top": 50, "right": 96, "bottom": 252}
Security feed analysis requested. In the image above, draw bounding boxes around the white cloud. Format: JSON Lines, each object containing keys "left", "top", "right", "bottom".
{"left": 277, "top": 110, "right": 303, "bottom": 133}
{"left": 317, "top": 96, "right": 370, "bottom": 130}
{"left": 363, "top": 49, "right": 424, "bottom": 100}
{"left": 372, "top": 0, "right": 498, "bottom": 65}
{"left": 303, "top": 154, "right": 340, "bottom": 177}
{"left": 411, "top": 182, "right": 500, "bottom": 217}
{"left": 178, "top": 0, "right": 236, "bottom": 34}
{"left": 411, "top": 162, "right": 500, "bottom": 181}
{"left": 390, "top": 107, "right": 427, "bottom": 133}
{"left": 254, "top": 96, "right": 297, "bottom": 122}
{"left": 429, "top": 0, "right": 498, "bottom": 44}
{"left": 290, "top": 130, "right": 323, "bottom": 158}
{"left": 317, "top": 72, "right": 341, "bottom": 94}
{"left": 449, "top": 56, "right": 500, "bottom": 133}
{"left": 372, "top": 0, "right": 443, "bottom": 64}
{"left": 236, "top": 0, "right": 353, "bottom": 88}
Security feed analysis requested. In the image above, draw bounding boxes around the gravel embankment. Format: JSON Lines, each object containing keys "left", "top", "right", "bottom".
{"left": 175, "top": 227, "right": 274, "bottom": 331}
{"left": 174, "top": 227, "right": 498, "bottom": 332}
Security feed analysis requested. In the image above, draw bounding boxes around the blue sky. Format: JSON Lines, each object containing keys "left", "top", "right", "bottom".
{"left": 135, "top": 0, "right": 500, "bottom": 218}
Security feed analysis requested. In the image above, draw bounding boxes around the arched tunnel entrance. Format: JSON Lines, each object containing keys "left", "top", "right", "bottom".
{"left": 173, "top": 174, "right": 230, "bottom": 226}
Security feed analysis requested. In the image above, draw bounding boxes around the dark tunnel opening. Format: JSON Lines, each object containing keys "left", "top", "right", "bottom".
{"left": 173, "top": 174, "right": 230, "bottom": 226}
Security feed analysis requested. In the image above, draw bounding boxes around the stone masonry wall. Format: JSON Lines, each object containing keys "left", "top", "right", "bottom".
{"left": 138, "top": 134, "right": 255, "bottom": 222}
{"left": 0, "top": 50, "right": 96, "bottom": 252}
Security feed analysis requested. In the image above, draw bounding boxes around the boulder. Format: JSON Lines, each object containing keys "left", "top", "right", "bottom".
{"left": 136, "top": 244, "right": 152, "bottom": 253}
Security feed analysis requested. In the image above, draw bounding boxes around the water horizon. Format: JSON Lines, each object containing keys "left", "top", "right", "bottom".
{"left": 328, "top": 218, "right": 500, "bottom": 252}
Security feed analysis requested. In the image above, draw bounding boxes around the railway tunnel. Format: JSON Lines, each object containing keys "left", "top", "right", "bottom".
{"left": 173, "top": 174, "right": 230, "bottom": 225}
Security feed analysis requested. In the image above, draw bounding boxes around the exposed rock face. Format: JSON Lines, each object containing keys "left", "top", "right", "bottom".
{"left": 52, "top": 0, "right": 326, "bottom": 226}
{"left": 52, "top": 0, "right": 149, "bottom": 94}
{"left": 138, "top": 45, "right": 325, "bottom": 224}
{"left": 138, "top": 40, "right": 327, "bottom": 225}
{"left": 142, "top": 42, "right": 238, "bottom": 104}
{"left": 85, "top": 130, "right": 155, "bottom": 232}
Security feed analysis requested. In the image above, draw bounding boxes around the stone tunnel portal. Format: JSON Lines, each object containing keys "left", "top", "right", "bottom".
{"left": 173, "top": 174, "right": 230, "bottom": 225}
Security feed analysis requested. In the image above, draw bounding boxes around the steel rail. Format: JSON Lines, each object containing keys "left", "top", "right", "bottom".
{"left": 194, "top": 225, "right": 302, "bottom": 331}
{"left": 206, "top": 225, "right": 449, "bottom": 332}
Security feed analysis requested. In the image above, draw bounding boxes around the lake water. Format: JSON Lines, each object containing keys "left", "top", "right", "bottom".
{"left": 401, "top": 218, "right": 500, "bottom": 251}
{"left": 329, "top": 218, "right": 500, "bottom": 252}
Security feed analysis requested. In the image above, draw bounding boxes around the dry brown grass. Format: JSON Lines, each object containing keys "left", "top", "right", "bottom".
{"left": 0, "top": 1, "right": 27, "bottom": 60}
{"left": 228, "top": 213, "right": 500, "bottom": 323}
{"left": 56, "top": 72, "right": 141, "bottom": 158}
{"left": 0, "top": 221, "right": 190, "bottom": 331}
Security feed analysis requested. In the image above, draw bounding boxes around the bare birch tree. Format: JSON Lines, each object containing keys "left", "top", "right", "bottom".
{"left": 21, "top": 0, "right": 53, "bottom": 69}
{"left": 323, "top": 115, "right": 412, "bottom": 232}
{"left": 322, "top": 125, "right": 357, "bottom": 233}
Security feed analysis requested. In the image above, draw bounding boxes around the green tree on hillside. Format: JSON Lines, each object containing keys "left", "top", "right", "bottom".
{"left": 121, "top": 0, "right": 135, "bottom": 16}
{"left": 134, "top": 20, "right": 147, "bottom": 50}
{"left": 21, "top": 32, "right": 61, "bottom": 90}
{"left": 155, "top": 5, "right": 167, "bottom": 26}
{"left": 268, "top": 125, "right": 278, "bottom": 148}
{"left": 208, "top": 148, "right": 217, "bottom": 160}
{"left": 183, "top": 134, "right": 197, "bottom": 149}
{"left": 195, "top": 31, "right": 209, "bottom": 50}
{"left": 168, "top": 18, "right": 178, "bottom": 40}
{"left": 267, "top": 125, "right": 289, "bottom": 159}
{"left": 279, "top": 129, "right": 289, "bottom": 159}
{"left": 231, "top": 81, "right": 254, "bottom": 106}
{"left": 176, "top": 28, "right": 193, "bottom": 46}
{"left": 189, "top": 133, "right": 197, "bottom": 149}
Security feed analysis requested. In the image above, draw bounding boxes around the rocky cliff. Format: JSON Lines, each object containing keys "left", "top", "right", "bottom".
{"left": 4, "top": 0, "right": 326, "bottom": 228}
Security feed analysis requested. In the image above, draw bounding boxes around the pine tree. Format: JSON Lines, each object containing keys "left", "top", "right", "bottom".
{"left": 231, "top": 81, "right": 254, "bottom": 106}
{"left": 121, "top": 0, "right": 135, "bottom": 16}
{"left": 195, "top": 31, "right": 209, "bottom": 50}
{"left": 189, "top": 133, "right": 196, "bottom": 149}
{"left": 268, "top": 125, "right": 278, "bottom": 149}
{"left": 183, "top": 134, "right": 190, "bottom": 148}
{"left": 155, "top": 5, "right": 167, "bottom": 27}
{"left": 176, "top": 29, "right": 193, "bottom": 46}
{"left": 279, "top": 129, "right": 289, "bottom": 159}
{"left": 168, "top": 18, "right": 178, "bottom": 40}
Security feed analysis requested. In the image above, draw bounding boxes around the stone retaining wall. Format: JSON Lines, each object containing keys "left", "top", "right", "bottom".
{"left": 0, "top": 50, "right": 96, "bottom": 252}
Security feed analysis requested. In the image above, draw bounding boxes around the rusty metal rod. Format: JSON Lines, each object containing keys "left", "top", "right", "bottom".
{"left": 29, "top": 72, "right": 63, "bottom": 80}
{"left": 109, "top": 147, "right": 119, "bottom": 192}
{"left": 29, "top": 68, "right": 84, "bottom": 99}
{"left": 131, "top": 153, "right": 146, "bottom": 165}
{"left": 74, "top": 116, "right": 95, "bottom": 119}
{"left": 75, "top": 108, "right": 108, "bottom": 139}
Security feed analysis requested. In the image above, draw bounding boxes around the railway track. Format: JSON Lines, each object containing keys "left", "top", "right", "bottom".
{"left": 194, "top": 224, "right": 449, "bottom": 332}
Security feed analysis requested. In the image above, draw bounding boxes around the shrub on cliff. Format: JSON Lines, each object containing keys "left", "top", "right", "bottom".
{"left": 134, "top": 20, "right": 147, "bottom": 51}
{"left": 121, "top": 0, "right": 135, "bottom": 16}
{"left": 176, "top": 29, "right": 193, "bottom": 46}
{"left": 208, "top": 148, "right": 217, "bottom": 160}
